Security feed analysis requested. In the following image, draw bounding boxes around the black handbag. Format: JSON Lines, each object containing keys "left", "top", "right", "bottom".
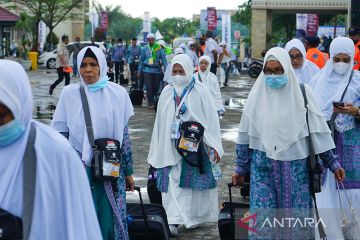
{"left": 175, "top": 121, "right": 206, "bottom": 174}
{"left": 0, "top": 208, "right": 23, "bottom": 239}
{"left": 93, "top": 138, "right": 122, "bottom": 181}
{"left": 80, "top": 85, "right": 122, "bottom": 181}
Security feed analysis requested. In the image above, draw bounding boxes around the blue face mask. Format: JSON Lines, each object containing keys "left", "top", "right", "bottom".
{"left": 264, "top": 75, "right": 288, "bottom": 89}
{"left": 87, "top": 76, "right": 108, "bottom": 92}
{"left": 0, "top": 119, "right": 25, "bottom": 147}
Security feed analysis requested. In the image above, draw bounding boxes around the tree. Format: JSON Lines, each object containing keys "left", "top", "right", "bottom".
{"left": 15, "top": 12, "right": 37, "bottom": 46}
{"left": 1, "top": 0, "right": 83, "bottom": 51}
{"left": 46, "top": 31, "right": 59, "bottom": 47}
{"left": 41, "top": 0, "right": 83, "bottom": 50}
{"left": 152, "top": 17, "right": 200, "bottom": 43}
{"left": 233, "top": 0, "right": 252, "bottom": 27}
{"left": 272, "top": 14, "right": 296, "bottom": 44}
{"left": 1, "top": 0, "right": 43, "bottom": 50}
{"left": 233, "top": 0, "right": 252, "bottom": 45}
{"left": 93, "top": 4, "right": 142, "bottom": 41}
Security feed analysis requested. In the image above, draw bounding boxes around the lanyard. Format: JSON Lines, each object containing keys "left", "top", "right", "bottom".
{"left": 174, "top": 79, "right": 195, "bottom": 118}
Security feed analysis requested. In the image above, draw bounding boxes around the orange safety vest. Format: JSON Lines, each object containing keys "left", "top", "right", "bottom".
{"left": 353, "top": 41, "right": 360, "bottom": 71}
{"left": 306, "top": 48, "right": 328, "bottom": 69}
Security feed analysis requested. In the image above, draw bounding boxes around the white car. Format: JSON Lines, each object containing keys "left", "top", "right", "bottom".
{"left": 38, "top": 41, "right": 106, "bottom": 69}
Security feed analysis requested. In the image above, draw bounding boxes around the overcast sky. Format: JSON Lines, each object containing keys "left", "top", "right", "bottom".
{"left": 97, "top": 0, "right": 244, "bottom": 20}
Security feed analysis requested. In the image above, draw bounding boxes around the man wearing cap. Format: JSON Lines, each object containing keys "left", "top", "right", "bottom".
{"left": 126, "top": 38, "right": 142, "bottom": 88}
{"left": 349, "top": 26, "right": 360, "bottom": 70}
{"left": 305, "top": 36, "right": 329, "bottom": 69}
{"left": 138, "top": 33, "right": 168, "bottom": 108}
{"left": 49, "top": 35, "right": 70, "bottom": 95}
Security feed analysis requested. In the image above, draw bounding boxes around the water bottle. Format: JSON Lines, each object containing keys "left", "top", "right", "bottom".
{"left": 210, "top": 149, "right": 222, "bottom": 180}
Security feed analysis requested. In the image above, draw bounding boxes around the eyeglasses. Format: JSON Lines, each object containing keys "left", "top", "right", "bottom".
{"left": 263, "top": 67, "right": 285, "bottom": 75}
{"left": 289, "top": 54, "right": 303, "bottom": 60}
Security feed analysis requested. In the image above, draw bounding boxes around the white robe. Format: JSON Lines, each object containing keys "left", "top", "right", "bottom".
{"left": 315, "top": 170, "right": 360, "bottom": 240}
{"left": 194, "top": 71, "right": 225, "bottom": 112}
{"left": 0, "top": 59, "right": 101, "bottom": 239}
{"left": 0, "top": 122, "right": 102, "bottom": 239}
{"left": 51, "top": 46, "right": 134, "bottom": 166}
{"left": 285, "top": 38, "right": 320, "bottom": 85}
{"left": 162, "top": 160, "right": 219, "bottom": 228}
{"left": 311, "top": 37, "right": 360, "bottom": 240}
{"left": 147, "top": 55, "right": 223, "bottom": 227}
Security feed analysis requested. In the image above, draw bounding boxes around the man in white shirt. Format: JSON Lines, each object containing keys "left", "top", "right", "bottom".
{"left": 204, "top": 31, "right": 223, "bottom": 75}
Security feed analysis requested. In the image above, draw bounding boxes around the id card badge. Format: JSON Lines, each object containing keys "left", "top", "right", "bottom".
{"left": 148, "top": 57, "right": 154, "bottom": 65}
{"left": 171, "top": 118, "right": 181, "bottom": 139}
{"left": 102, "top": 160, "right": 120, "bottom": 177}
{"left": 179, "top": 138, "right": 199, "bottom": 152}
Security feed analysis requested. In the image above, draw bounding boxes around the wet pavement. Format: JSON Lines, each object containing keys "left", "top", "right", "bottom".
{"left": 28, "top": 68, "right": 255, "bottom": 239}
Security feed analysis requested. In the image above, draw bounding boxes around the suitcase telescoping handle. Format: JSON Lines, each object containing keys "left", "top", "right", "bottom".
{"left": 132, "top": 186, "right": 150, "bottom": 229}
{"left": 227, "top": 182, "right": 250, "bottom": 221}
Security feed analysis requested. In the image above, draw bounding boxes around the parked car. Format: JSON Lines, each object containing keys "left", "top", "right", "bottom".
{"left": 38, "top": 41, "right": 106, "bottom": 69}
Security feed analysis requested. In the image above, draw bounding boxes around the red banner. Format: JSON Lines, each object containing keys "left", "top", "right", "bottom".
{"left": 306, "top": 14, "right": 319, "bottom": 36}
{"left": 100, "top": 11, "right": 108, "bottom": 30}
{"left": 207, "top": 7, "right": 217, "bottom": 31}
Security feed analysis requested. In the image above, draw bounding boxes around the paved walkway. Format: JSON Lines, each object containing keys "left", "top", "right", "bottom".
{"left": 28, "top": 68, "right": 254, "bottom": 239}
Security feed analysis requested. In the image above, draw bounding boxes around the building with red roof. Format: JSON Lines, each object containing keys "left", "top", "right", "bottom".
{"left": 0, "top": 6, "right": 18, "bottom": 57}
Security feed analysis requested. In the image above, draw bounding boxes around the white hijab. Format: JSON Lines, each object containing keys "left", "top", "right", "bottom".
{"left": 285, "top": 39, "right": 320, "bottom": 84}
{"left": 238, "top": 47, "right": 334, "bottom": 160}
{"left": 310, "top": 37, "right": 360, "bottom": 132}
{"left": 0, "top": 60, "right": 101, "bottom": 239}
{"left": 148, "top": 55, "right": 224, "bottom": 168}
{"left": 172, "top": 54, "right": 194, "bottom": 95}
{"left": 52, "top": 46, "right": 134, "bottom": 165}
{"left": 197, "top": 55, "right": 211, "bottom": 81}
{"left": 194, "top": 55, "right": 224, "bottom": 112}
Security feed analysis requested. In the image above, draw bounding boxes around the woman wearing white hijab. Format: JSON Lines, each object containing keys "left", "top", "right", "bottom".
{"left": 148, "top": 54, "right": 224, "bottom": 235}
{"left": 232, "top": 47, "right": 345, "bottom": 239}
{"left": 163, "top": 48, "right": 185, "bottom": 84}
{"left": 194, "top": 55, "right": 225, "bottom": 115}
{"left": 310, "top": 37, "right": 360, "bottom": 239}
{"left": 0, "top": 60, "right": 101, "bottom": 239}
{"left": 52, "top": 46, "right": 134, "bottom": 240}
{"left": 285, "top": 38, "right": 320, "bottom": 84}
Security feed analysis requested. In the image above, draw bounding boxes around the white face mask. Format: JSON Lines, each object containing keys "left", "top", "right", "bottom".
{"left": 173, "top": 75, "right": 189, "bottom": 95}
{"left": 333, "top": 62, "right": 350, "bottom": 75}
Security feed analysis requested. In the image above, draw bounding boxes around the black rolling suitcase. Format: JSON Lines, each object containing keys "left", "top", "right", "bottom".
{"left": 127, "top": 187, "right": 171, "bottom": 240}
{"left": 129, "top": 87, "right": 144, "bottom": 106}
{"left": 218, "top": 183, "right": 250, "bottom": 240}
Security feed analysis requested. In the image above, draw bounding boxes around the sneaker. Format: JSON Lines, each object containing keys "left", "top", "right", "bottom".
{"left": 169, "top": 225, "right": 178, "bottom": 236}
